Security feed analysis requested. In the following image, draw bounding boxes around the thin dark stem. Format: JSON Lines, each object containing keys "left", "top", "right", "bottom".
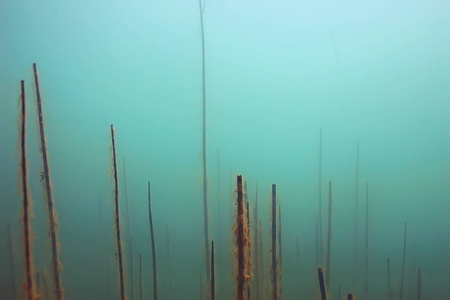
{"left": 318, "top": 128, "right": 323, "bottom": 265}
{"left": 400, "top": 222, "right": 407, "bottom": 300}
{"left": 111, "top": 125, "right": 126, "bottom": 300}
{"left": 211, "top": 241, "right": 215, "bottom": 300}
{"left": 148, "top": 182, "right": 158, "bottom": 300}
{"left": 254, "top": 182, "right": 260, "bottom": 300}
{"left": 198, "top": 0, "right": 210, "bottom": 288}
{"left": 365, "top": 182, "right": 369, "bottom": 296}
{"left": 271, "top": 184, "right": 278, "bottom": 300}
{"left": 139, "top": 253, "right": 143, "bottom": 300}
{"left": 318, "top": 267, "right": 327, "bottom": 300}
{"left": 353, "top": 139, "right": 360, "bottom": 288}
{"left": 33, "top": 63, "right": 63, "bottom": 300}
{"left": 416, "top": 267, "right": 422, "bottom": 300}
{"left": 236, "top": 175, "right": 246, "bottom": 300}
{"left": 325, "top": 181, "right": 332, "bottom": 286}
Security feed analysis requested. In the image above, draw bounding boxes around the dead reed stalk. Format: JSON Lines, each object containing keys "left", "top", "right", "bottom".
{"left": 110, "top": 124, "right": 126, "bottom": 300}
{"left": 33, "top": 63, "right": 64, "bottom": 300}
{"left": 148, "top": 181, "right": 158, "bottom": 300}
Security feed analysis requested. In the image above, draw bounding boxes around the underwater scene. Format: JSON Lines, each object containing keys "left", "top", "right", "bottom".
{"left": 0, "top": 0, "right": 449, "bottom": 299}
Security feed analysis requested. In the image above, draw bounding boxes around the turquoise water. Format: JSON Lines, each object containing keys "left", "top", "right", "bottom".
{"left": 1, "top": 0, "right": 449, "bottom": 299}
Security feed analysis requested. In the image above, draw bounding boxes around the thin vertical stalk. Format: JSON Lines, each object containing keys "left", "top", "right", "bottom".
{"left": 211, "top": 241, "right": 216, "bottom": 300}
{"left": 416, "top": 267, "right": 422, "bottom": 300}
{"left": 271, "top": 184, "right": 278, "bottom": 300}
{"left": 317, "top": 267, "right": 327, "bottom": 300}
{"left": 235, "top": 175, "right": 246, "bottom": 300}
{"left": 198, "top": 0, "right": 210, "bottom": 286}
{"left": 110, "top": 125, "right": 126, "bottom": 300}
{"left": 247, "top": 201, "right": 251, "bottom": 300}
{"left": 139, "top": 253, "right": 143, "bottom": 300}
{"left": 130, "top": 237, "right": 134, "bottom": 300}
{"left": 387, "top": 257, "right": 393, "bottom": 300}
{"left": 20, "top": 80, "right": 35, "bottom": 300}
{"left": 254, "top": 183, "right": 260, "bottom": 300}
{"left": 6, "top": 224, "right": 17, "bottom": 300}
{"left": 318, "top": 129, "right": 323, "bottom": 265}
{"left": 399, "top": 222, "right": 407, "bottom": 300}
{"left": 148, "top": 182, "right": 158, "bottom": 300}
{"left": 325, "top": 181, "right": 332, "bottom": 286}
{"left": 353, "top": 140, "right": 360, "bottom": 288}
{"left": 278, "top": 204, "right": 282, "bottom": 298}
{"left": 33, "top": 63, "right": 64, "bottom": 300}
{"left": 315, "top": 217, "right": 319, "bottom": 267}
{"left": 364, "top": 182, "right": 369, "bottom": 297}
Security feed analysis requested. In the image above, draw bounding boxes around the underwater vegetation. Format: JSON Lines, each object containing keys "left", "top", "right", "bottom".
{"left": 1, "top": 1, "right": 449, "bottom": 300}
{"left": 1, "top": 53, "right": 448, "bottom": 299}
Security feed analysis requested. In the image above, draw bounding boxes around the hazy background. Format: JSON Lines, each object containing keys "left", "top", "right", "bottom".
{"left": 0, "top": 0, "right": 449, "bottom": 299}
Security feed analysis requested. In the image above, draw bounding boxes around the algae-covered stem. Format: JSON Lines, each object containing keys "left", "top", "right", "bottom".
{"left": 399, "top": 222, "right": 407, "bottom": 300}
{"left": 198, "top": 0, "right": 211, "bottom": 287}
{"left": 317, "top": 267, "right": 327, "bottom": 300}
{"left": 246, "top": 201, "right": 251, "bottom": 300}
{"left": 236, "top": 175, "right": 246, "bottom": 300}
{"left": 21, "top": 80, "right": 35, "bottom": 300}
{"left": 110, "top": 125, "right": 126, "bottom": 300}
{"left": 211, "top": 241, "right": 215, "bottom": 300}
{"left": 271, "top": 184, "right": 278, "bottom": 300}
{"left": 364, "top": 182, "right": 369, "bottom": 296}
{"left": 254, "top": 183, "right": 260, "bottom": 300}
{"left": 6, "top": 224, "right": 17, "bottom": 300}
{"left": 33, "top": 63, "right": 64, "bottom": 300}
{"left": 148, "top": 181, "right": 158, "bottom": 300}
{"left": 325, "top": 180, "right": 332, "bottom": 286}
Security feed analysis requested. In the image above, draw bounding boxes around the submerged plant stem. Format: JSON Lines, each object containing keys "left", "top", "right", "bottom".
{"left": 33, "top": 63, "right": 64, "bottom": 300}
{"left": 110, "top": 125, "right": 126, "bottom": 300}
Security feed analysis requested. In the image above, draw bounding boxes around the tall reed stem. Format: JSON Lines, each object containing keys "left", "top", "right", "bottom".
{"left": 20, "top": 80, "right": 35, "bottom": 300}
{"left": 236, "top": 175, "right": 246, "bottom": 300}
{"left": 33, "top": 63, "right": 64, "bottom": 300}
{"left": 148, "top": 181, "right": 158, "bottom": 300}
{"left": 399, "top": 222, "right": 407, "bottom": 300}
{"left": 353, "top": 139, "right": 360, "bottom": 288}
{"left": 211, "top": 241, "right": 215, "bottom": 300}
{"left": 325, "top": 181, "right": 333, "bottom": 286}
{"left": 364, "top": 182, "right": 369, "bottom": 296}
{"left": 317, "top": 267, "right": 327, "bottom": 300}
{"left": 198, "top": 0, "right": 210, "bottom": 288}
{"left": 110, "top": 125, "right": 126, "bottom": 300}
{"left": 271, "top": 184, "right": 278, "bottom": 300}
